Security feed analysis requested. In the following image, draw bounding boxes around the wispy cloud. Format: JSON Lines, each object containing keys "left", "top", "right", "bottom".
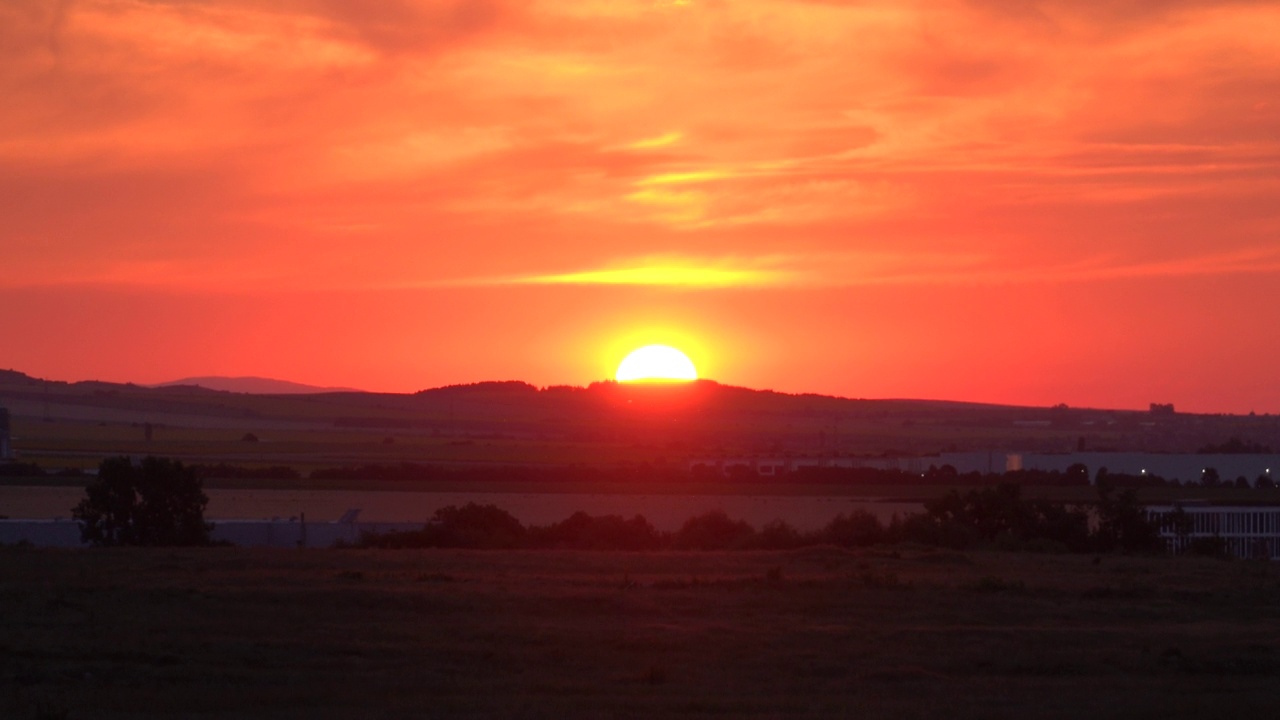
{"left": 1042, "top": 247, "right": 1280, "bottom": 284}
{"left": 513, "top": 256, "right": 803, "bottom": 288}
{"left": 831, "top": 247, "right": 1280, "bottom": 287}
{"left": 626, "top": 131, "right": 683, "bottom": 150}
{"left": 481, "top": 247, "right": 1280, "bottom": 290}
{"left": 634, "top": 170, "right": 732, "bottom": 186}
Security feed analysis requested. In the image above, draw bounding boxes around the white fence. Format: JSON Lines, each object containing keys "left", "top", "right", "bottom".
{"left": 1147, "top": 505, "right": 1280, "bottom": 559}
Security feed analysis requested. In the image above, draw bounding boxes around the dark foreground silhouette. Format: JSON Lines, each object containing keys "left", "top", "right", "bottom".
{"left": 3, "top": 546, "right": 1278, "bottom": 719}
{"left": 354, "top": 482, "right": 1172, "bottom": 555}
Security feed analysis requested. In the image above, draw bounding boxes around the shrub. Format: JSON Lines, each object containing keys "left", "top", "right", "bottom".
{"left": 673, "top": 510, "right": 756, "bottom": 550}
{"left": 819, "top": 510, "right": 885, "bottom": 547}
{"left": 360, "top": 503, "right": 526, "bottom": 549}
{"left": 0, "top": 461, "right": 46, "bottom": 478}
{"left": 754, "top": 520, "right": 804, "bottom": 550}
{"left": 899, "top": 484, "right": 1091, "bottom": 551}
{"left": 530, "top": 511, "right": 662, "bottom": 551}
{"left": 428, "top": 503, "right": 526, "bottom": 548}
{"left": 1184, "top": 536, "right": 1229, "bottom": 558}
{"left": 1093, "top": 486, "right": 1162, "bottom": 554}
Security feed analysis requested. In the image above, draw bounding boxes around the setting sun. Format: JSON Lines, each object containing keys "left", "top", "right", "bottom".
{"left": 615, "top": 345, "right": 698, "bottom": 383}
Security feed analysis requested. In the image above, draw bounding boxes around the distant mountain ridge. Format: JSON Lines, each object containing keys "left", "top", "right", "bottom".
{"left": 4, "top": 367, "right": 1276, "bottom": 458}
{"left": 155, "top": 376, "right": 364, "bottom": 395}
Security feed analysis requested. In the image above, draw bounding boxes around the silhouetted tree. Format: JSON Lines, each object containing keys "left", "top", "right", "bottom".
{"left": 819, "top": 510, "right": 885, "bottom": 547}
{"left": 531, "top": 511, "right": 661, "bottom": 550}
{"left": 924, "top": 464, "right": 960, "bottom": 482}
{"left": 1197, "top": 437, "right": 1273, "bottom": 454}
{"left": 673, "top": 510, "right": 756, "bottom": 550}
{"left": 912, "top": 484, "right": 1090, "bottom": 551}
{"left": 754, "top": 519, "right": 804, "bottom": 549}
{"left": 1065, "top": 463, "right": 1090, "bottom": 486}
{"left": 359, "top": 503, "right": 527, "bottom": 549}
{"left": 1097, "top": 466, "right": 1169, "bottom": 489}
{"left": 1160, "top": 506, "right": 1193, "bottom": 554}
{"left": 1093, "top": 486, "right": 1161, "bottom": 554}
{"left": 427, "top": 503, "right": 526, "bottom": 549}
{"left": 73, "top": 456, "right": 211, "bottom": 546}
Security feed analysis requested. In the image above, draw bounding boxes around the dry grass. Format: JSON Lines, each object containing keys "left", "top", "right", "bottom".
{"left": 3, "top": 547, "right": 1280, "bottom": 718}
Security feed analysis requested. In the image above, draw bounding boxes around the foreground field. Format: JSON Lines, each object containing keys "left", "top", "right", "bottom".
{"left": 3, "top": 548, "right": 1280, "bottom": 719}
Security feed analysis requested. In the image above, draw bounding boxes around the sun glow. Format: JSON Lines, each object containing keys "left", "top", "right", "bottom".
{"left": 615, "top": 345, "right": 698, "bottom": 383}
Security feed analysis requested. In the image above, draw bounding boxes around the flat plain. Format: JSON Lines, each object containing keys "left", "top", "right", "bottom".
{"left": 4, "top": 546, "right": 1280, "bottom": 719}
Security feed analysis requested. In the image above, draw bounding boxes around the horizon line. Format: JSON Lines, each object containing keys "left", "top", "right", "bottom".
{"left": 0, "top": 367, "right": 1222, "bottom": 416}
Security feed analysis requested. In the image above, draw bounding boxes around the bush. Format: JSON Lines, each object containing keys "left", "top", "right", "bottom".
{"left": 360, "top": 503, "right": 526, "bottom": 549}
{"left": 1093, "top": 486, "right": 1162, "bottom": 554}
{"left": 1184, "top": 536, "right": 1229, "bottom": 558}
{"left": 673, "top": 510, "right": 756, "bottom": 550}
{"left": 900, "top": 484, "right": 1092, "bottom": 551}
{"left": 754, "top": 519, "right": 804, "bottom": 550}
{"left": 530, "top": 511, "right": 662, "bottom": 550}
{"left": 0, "top": 462, "right": 46, "bottom": 478}
{"left": 818, "top": 510, "right": 885, "bottom": 548}
{"left": 429, "top": 503, "right": 525, "bottom": 548}
{"left": 347, "top": 491, "right": 1159, "bottom": 557}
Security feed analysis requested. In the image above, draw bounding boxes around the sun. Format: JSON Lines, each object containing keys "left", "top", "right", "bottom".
{"left": 616, "top": 345, "right": 698, "bottom": 383}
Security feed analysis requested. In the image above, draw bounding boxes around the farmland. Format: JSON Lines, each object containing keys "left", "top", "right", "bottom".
{"left": 4, "top": 546, "right": 1280, "bottom": 718}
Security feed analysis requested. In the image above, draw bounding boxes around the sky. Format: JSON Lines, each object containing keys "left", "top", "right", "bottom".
{"left": 3, "top": 0, "right": 1279, "bottom": 412}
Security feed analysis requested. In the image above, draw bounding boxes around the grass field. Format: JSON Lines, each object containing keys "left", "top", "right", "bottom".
{"left": 4, "top": 547, "right": 1280, "bottom": 719}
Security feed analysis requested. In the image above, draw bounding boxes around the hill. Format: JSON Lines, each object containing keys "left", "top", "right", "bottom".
{"left": 2, "top": 369, "right": 1278, "bottom": 472}
{"left": 155, "top": 376, "right": 364, "bottom": 394}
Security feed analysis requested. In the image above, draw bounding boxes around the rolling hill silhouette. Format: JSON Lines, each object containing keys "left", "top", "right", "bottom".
{"left": 155, "top": 376, "right": 364, "bottom": 394}
{"left": 0, "top": 368, "right": 1264, "bottom": 461}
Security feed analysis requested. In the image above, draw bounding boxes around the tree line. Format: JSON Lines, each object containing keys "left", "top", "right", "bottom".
{"left": 57, "top": 456, "right": 1247, "bottom": 556}
{"left": 356, "top": 484, "right": 1167, "bottom": 555}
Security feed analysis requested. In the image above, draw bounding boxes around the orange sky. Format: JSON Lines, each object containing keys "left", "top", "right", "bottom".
{"left": 3, "top": 0, "right": 1279, "bottom": 412}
